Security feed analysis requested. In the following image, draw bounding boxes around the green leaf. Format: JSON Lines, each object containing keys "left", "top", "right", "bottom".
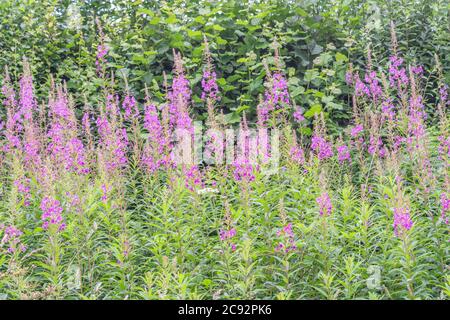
{"left": 335, "top": 52, "right": 348, "bottom": 63}
{"left": 212, "top": 24, "right": 225, "bottom": 31}
{"left": 304, "top": 104, "right": 322, "bottom": 118}
{"left": 166, "top": 15, "right": 178, "bottom": 24}
{"left": 187, "top": 29, "right": 202, "bottom": 38}
{"left": 137, "top": 8, "right": 154, "bottom": 17}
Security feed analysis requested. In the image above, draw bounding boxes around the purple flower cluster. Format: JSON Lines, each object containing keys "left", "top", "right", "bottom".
{"left": 345, "top": 71, "right": 353, "bottom": 86}
{"left": 63, "top": 138, "right": 89, "bottom": 174}
{"left": 388, "top": 55, "right": 408, "bottom": 88}
{"left": 1, "top": 225, "right": 26, "bottom": 253}
{"left": 168, "top": 54, "right": 193, "bottom": 133}
{"left": 411, "top": 65, "right": 424, "bottom": 76}
{"left": 95, "top": 44, "right": 108, "bottom": 74}
{"left": 393, "top": 207, "right": 413, "bottom": 237}
{"left": 275, "top": 223, "right": 296, "bottom": 253}
{"left": 232, "top": 157, "right": 255, "bottom": 182}
{"left": 350, "top": 124, "right": 364, "bottom": 137}
{"left": 293, "top": 108, "right": 305, "bottom": 123}
{"left": 336, "top": 144, "right": 351, "bottom": 164}
{"left": 368, "top": 136, "right": 384, "bottom": 157}
{"left": 219, "top": 228, "right": 237, "bottom": 251}
{"left": 19, "top": 72, "right": 36, "bottom": 121}
{"left": 101, "top": 184, "right": 109, "bottom": 203}
{"left": 381, "top": 98, "right": 396, "bottom": 120}
{"left": 439, "top": 84, "right": 448, "bottom": 106}
{"left": 257, "top": 102, "right": 270, "bottom": 127}
{"left": 23, "top": 120, "right": 42, "bottom": 168}
{"left": 97, "top": 44, "right": 108, "bottom": 60}
{"left": 40, "top": 197, "right": 66, "bottom": 232}
{"left": 219, "top": 228, "right": 236, "bottom": 241}
{"left": 406, "top": 95, "right": 426, "bottom": 150}
{"left": 437, "top": 135, "right": 450, "bottom": 160}
{"left": 47, "top": 89, "right": 89, "bottom": 174}
{"left": 311, "top": 136, "right": 334, "bottom": 160}
{"left": 201, "top": 70, "right": 220, "bottom": 103}
{"left": 264, "top": 72, "right": 290, "bottom": 110}
{"left": 364, "top": 71, "right": 382, "bottom": 101}
{"left": 2, "top": 111, "right": 21, "bottom": 153}
{"left": 354, "top": 74, "right": 369, "bottom": 97}
{"left": 122, "top": 95, "right": 139, "bottom": 120}
{"left": 14, "top": 177, "right": 31, "bottom": 206}
{"left": 440, "top": 193, "right": 449, "bottom": 224}
{"left": 96, "top": 115, "right": 128, "bottom": 173}
{"left": 290, "top": 145, "right": 305, "bottom": 165}
{"left": 350, "top": 69, "right": 382, "bottom": 102}
{"left": 316, "top": 192, "right": 332, "bottom": 216}
{"left": 261, "top": 70, "right": 290, "bottom": 124}
{"left": 142, "top": 103, "right": 171, "bottom": 172}
{"left": 183, "top": 165, "right": 203, "bottom": 192}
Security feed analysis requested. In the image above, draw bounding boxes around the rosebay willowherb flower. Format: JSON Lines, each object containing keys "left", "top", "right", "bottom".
{"left": 260, "top": 46, "right": 291, "bottom": 125}
{"left": 350, "top": 124, "right": 363, "bottom": 138}
{"left": 14, "top": 177, "right": 31, "bottom": 206}
{"left": 336, "top": 144, "right": 351, "bottom": 164}
{"left": 388, "top": 55, "right": 408, "bottom": 89}
{"left": 1, "top": 225, "right": 26, "bottom": 254}
{"left": 142, "top": 102, "right": 169, "bottom": 172}
{"left": 437, "top": 135, "right": 450, "bottom": 160}
{"left": 201, "top": 36, "right": 220, "bottom": 105}
{"left": 122, "top": 95, "right": 139, "bottom": 120}
{"left": 393, "top": 207, "right": 413, "bottom": 237}
{"left": 183, "top": 165, "right": 204, "bottom": 192}
{"left": 101, "top": 184, "right": 109, "bottom": 203}
{"left": 219, "top": 228, "right": 237, "bottom": 251}
{"left": 40, "top": 197, "right": 66, "bottom": 232}
{"left": 293, "top": 107, "right": 305, "bottom": 123}
{"left": 22, "top": 117, "right": 42, "bottom": 169}
{"left": 275, "top": 223, "right": 297, "bottom": 253}
{"left": 368, "top": 135, "right": 384, "bottom": 157}
{"left": 232, "top": 156, "right": 255, "bottom": 183}
{"left": 316, "top": 192, "right": 332, "bottom": 216}
{"left": 256, "top": 99, "right": 270, "bottom": 128}
{"left": 440, "top": 193, "right": 449, "bottom": 224}
{"left": 47, "top": 87, "right": 89, "bottom": 175}
{"left": 311, "top": 135, "right": 334, "bottom": 161}
{"left": 381, "top": 98, "right": 396, "bottom": 121}
{"left": 95, "top": 18, "right": 108, "bottom": 76}
{"left": 201, "top": 68, "right": 220, "bottom": 104}
{"left": 168, "top": 50, "right": 193, "bottom": 133}
{"left": 364, "top": 70, "right": 383, "bottom": 103}
{"left": 290, "top": 145, "right": 305, "bottom": 165}
{"left": 18, "top": 60, "right": 36, "bottom": 122}
{"left": 96, "top": 95, "right": 129, "bottom": 175}
{"left": 219, "top": 203, "right": 237, "bottom": 251}
{"left": 439, "top": 84, "right": 448, "bottom": 106}
{"left": 265, "top": 72, "right": 290, "bottom": 109}
{"left": 354, "top": 73, "right": 369, "bottom": 97}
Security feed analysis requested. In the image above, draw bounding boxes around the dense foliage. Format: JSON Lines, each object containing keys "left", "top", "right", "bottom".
{"left": 1, "top": 0, "right": 449, "bottom": 128}
{"left": 0, "top": 0, "right": 449, "bottom": 300}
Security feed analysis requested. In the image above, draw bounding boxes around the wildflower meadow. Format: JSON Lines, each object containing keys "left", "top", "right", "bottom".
{"left": 0, "top": 0, "right": 449, "bottom": 301}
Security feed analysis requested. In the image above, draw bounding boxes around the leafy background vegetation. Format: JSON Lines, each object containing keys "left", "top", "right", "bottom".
{"left": 1, "top": 0, "right": 448, "bottom": 128}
